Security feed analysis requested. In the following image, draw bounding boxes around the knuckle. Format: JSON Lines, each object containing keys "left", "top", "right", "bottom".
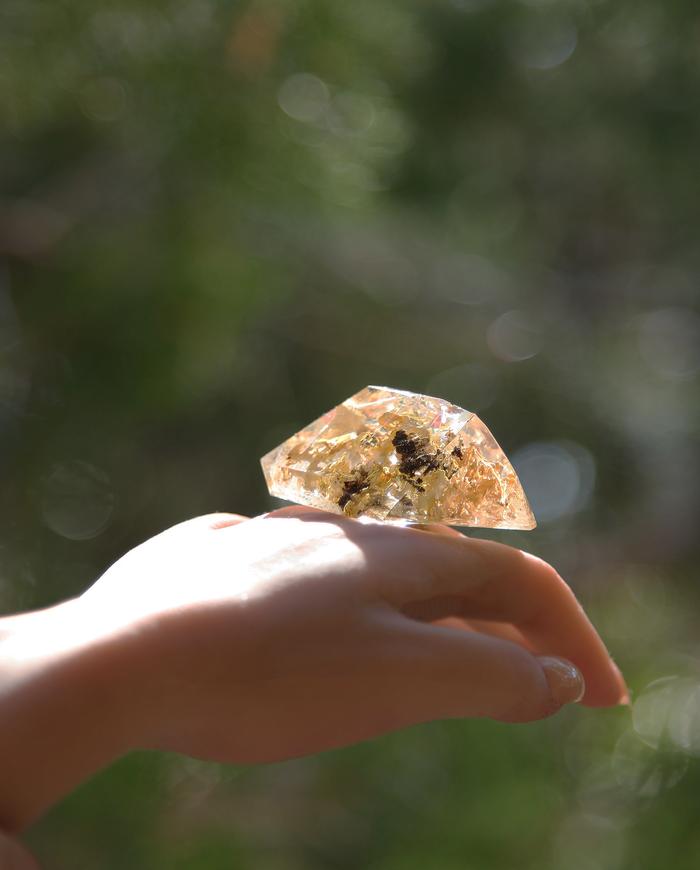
{"left": 264, "top": 505, "right": 312, "bottom": 518}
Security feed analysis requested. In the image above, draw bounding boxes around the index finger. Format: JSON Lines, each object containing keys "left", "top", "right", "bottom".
{"left": 384, "top": 529, "right": 627, "bottom": 708}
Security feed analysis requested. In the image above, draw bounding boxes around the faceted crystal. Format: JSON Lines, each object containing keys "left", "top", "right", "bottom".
{"left": 261, "top": 386, "right": 536, "bottom": 529}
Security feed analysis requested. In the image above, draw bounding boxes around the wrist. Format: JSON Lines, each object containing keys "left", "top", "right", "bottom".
{"left": 0, "top": 598, "right": 149, "bottom": 832}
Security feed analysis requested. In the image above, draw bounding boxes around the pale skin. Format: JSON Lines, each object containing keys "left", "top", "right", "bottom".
{"left": 0, "top": 507, "right": 628, "bottom": 868}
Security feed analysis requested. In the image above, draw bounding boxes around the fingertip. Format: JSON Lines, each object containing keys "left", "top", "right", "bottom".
{"left": 508, "top": 550, "right": 629, "bottom": 711}
{"left": 580, "top": 660, "right": 629, "bottom": 708}
{"left": 613, "top": 662, "right": 631, "bottom": 705}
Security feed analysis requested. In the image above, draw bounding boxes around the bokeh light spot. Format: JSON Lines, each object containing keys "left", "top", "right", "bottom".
{"left": 631, "top": 676, "right": 700, "bottom": 761}
{"left": 433, "top": 253, "right": 509, "bottom": 306}
{"left": 612, "top": 728, "right": 687, "bottom": 797}
{"left": 511, "top": 440, "right": 595, "bottom": 523}
{"left": 511, "top": 15, "right": 577, "bottom": 70}
{"left": 277, "top": 73, "right": 330, "bottom": 123}
{"left": 329, "top": 91, "right": 376, "bottom": 137}
{"left": 636, "top": 307, "right": 700, "bottom": 380}
{"left": 551, "top": 811, "right": 626, "bottom": 870}
{"left": 425, "top": 363, "right": 501, "bottom": 412}
{"left": 79, "top": 77, "right": 129, "bottom": 122}
{"left": 487, "top": 309, "right": 541, "bottom": 361}
{"left": 632, "top": 677, "right": 694, "bottom": 752}
{"left": 40, "top": 461, "right": 116, "bottom": 541}
{"left": 667, "top": 681, "right": 700, "bottom": 756}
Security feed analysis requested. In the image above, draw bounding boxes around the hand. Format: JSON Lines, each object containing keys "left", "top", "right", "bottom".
{"left": 84, "top": 506, "right": 626, "bottom": 758}
{"left": 0, "top": 507, "right": 627, "bottom": 833}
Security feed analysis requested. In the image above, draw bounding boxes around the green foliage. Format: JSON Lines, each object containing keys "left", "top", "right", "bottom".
{"left": 2, "top": 0, "right": 699, "bottom": 867}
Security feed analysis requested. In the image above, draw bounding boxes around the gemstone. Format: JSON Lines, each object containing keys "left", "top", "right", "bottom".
{"left": 260, "top": 386, "right": 536, "bottom": 529}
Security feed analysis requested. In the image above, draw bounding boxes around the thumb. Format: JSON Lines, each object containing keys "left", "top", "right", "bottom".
{"left": 397, "top": 621, "right": 585, "bottom": 724}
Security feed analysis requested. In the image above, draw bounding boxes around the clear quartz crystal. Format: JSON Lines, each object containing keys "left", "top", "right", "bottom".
{"left": 261, "top": 386, "right": 536, "bottom": 529}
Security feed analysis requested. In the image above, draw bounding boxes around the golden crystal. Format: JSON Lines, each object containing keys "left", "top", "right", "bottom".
{"left": 261, "top": 386, "right": 536, "bottom": 529}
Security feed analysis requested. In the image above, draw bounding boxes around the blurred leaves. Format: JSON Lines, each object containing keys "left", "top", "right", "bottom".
{"left": 1, "top": 0, "right": 699, "bottom": 867}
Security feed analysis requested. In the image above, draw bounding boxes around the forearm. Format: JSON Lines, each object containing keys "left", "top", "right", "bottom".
{"left": 0, "top": 601, "right": 141, "bottom": 832}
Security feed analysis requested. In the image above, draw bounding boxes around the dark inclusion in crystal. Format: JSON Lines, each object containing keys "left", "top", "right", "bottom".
{"left": 260, "top": 385, "right": 537, "bottom": 529}
{"left": 392, "top": 429, "right": 444, "bottom": 491}
{"left": 337, "top": 468, "right": 370, "bottom": 509}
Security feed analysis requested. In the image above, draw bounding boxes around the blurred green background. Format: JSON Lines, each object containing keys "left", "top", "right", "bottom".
{"left": 2, "top": 0, "right": 700, "bottom": 867}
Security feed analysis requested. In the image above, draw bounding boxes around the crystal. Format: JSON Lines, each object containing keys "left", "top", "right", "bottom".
{"left": 260, "top": 386, "right": 536, "bottom": 529}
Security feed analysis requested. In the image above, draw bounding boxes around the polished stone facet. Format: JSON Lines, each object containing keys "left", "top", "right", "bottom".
{"left": 261, "top": 386, "right": 536, "bottom": 529}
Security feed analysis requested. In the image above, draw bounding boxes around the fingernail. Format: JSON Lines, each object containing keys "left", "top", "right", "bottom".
{"left": 538, "top": 656, "right": 585, "bottom": 708}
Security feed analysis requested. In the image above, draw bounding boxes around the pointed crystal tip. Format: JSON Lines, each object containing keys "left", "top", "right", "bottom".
{"left": 260, "top": 386, "right": 536, "bottom": 530}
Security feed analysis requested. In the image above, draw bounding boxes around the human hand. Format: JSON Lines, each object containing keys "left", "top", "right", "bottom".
{"left": 84, "top": 506, "right": 627, "bottom": 761}
{"left": 0, "top": 507, "right": 627, "bottom": 832}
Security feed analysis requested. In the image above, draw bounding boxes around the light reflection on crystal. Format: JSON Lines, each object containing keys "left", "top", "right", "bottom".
{"left": 261, "top": 386, "right": 536, "bottom": 529}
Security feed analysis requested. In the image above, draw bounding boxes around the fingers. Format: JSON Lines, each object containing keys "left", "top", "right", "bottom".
{"left": 453, "top": 617, "right": 535, "bottom": 651}
{"left": 410, "top": 523, "right": 464, "bottom": 539}
{"left": 258, "top": 507, "right": 625, "bottom": 708}
{"left": 386, "top": 617, "right": 584, "bottom": 724}
{"left": 397, "top": 525, "right": 537, "bottom": 653}
{"left": 263, "top": 505, "right": 324, "bottom": 520}
{"left": 383, "top": 530, "right": 627, "bottom": 708}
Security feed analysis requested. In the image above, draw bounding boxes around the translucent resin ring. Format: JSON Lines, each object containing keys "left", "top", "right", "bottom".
{"left": 261, "top": 386, "right": 536, "bottom": 530}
